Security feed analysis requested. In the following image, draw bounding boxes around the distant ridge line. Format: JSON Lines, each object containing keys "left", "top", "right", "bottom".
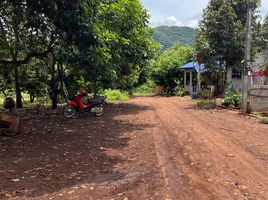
{"left": 153, "top": 26, "right": 196, "bottom": 49}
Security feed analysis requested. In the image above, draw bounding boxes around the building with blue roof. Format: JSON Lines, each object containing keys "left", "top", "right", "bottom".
{"left": 178, "top": 61, "right": 243, "bottom": 96}
{"left": 179, "top": 61, "right": 203, "bottom": 95}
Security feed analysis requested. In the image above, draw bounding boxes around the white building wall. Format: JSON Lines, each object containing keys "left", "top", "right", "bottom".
{"left": 249, "top": 50, "right": 268, "bottom": 112}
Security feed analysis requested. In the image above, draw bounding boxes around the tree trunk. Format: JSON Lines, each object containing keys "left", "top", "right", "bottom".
{"left": 227, "top": 67, "right": 232, "bottom": 83}
{"left": 58, "top": 62, "right": 63, "bottom": 96}
{"left": 50, "top": 63, "right": 58, "bottom": 110}
{"left": 14, "top": 65, "right": 23, "bottom": 108}
{"left": 30, "top": 94, "right": 35, "bottom": 103}
{"left": 51, "top": 94, "right": 57, "bottom": 109}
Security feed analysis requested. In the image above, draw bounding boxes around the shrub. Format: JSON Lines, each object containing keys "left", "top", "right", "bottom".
{"left": 250, "top": 111, "right": 263, "bottom": 118}
{"left": 196, "top": 100, "right": 216, "bottom": 109}
{"left": 176, "top": 87, "right": 187, "bottom": 97}
{"left": 223, "top": 84, "right": 242, "bottom": 107}
{"left": 174, "top": 80, "right": 187, "bottom": 97}
{"left": 199, "top": 88, "right": 210, "bottom": 99}
{"left": 260, "top": 117, "right": 268, "bottom": 124}
{"left": 133, "top": 81, "right": 156, "bottom": 94}
{"left": 102, "top": 89, "right": 129, "bottom": 102}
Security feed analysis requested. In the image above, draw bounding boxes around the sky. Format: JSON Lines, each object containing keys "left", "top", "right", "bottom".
{"left": 141, "top": 0, "right": 268, "bottom": 28}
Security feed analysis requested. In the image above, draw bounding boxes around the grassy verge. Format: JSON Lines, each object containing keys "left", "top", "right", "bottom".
{"left": 101, "top": 89, "right": 129, "bottom": 102}
{"left": 260, "top": 117, "right": 268, "bottom": 124}
{"left": 249, "top": 112, "right": 268, "bottom": 124}
{"left": 0, "top": 93, "right": 51, "bottom": 107}
{"left": 196, "top": 99, "right": 216, "bottom": 109}
{"left": 132, "top": 81, "right": 156, "bottom": 95}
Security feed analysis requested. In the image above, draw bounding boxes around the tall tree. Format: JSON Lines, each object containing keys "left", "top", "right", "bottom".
{"left": 151, "top": 43, "right": 193, "bottom": 94}
{"left": 93, "top": 0, "right": 159, "bottom": 90}
{"left": 195, "top": 0, "right": 260, "bottom": 95}
{"left": 0, "top": 0, "right": 158, "bottom": 108}
{"left": 254, "top": 14, "right": 268, "bottom": 50}
{"left": 0, "top": 1, "right": 56, "bottom": 107}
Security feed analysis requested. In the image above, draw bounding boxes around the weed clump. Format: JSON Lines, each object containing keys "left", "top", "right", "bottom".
{"left": 102, "top": 89, "right": 129, "bottom": 102}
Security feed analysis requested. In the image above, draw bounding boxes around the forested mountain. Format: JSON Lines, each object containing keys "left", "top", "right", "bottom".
{"left": 153, "top": 26, "right": 196, "bottom": 49}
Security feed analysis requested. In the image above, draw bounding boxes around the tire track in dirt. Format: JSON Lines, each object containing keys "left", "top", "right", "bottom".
{"left": 141, "top": 97, "right": 220, "bottom": 200}
{"left": 184, "top": 102, "right": 268, "bottom": 162}
{"left": 167, "top": 98, "right": 268, "bottom": 176}
{"left": 159, "top": 97, "right": 268, "bottom": 199}
{"left": 135, "top": 96, "right": 268, "bottom": 200}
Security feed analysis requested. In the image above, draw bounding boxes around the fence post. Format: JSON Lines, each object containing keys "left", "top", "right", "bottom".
{"left": 242, "top": 75, "right": 249, "bottom": 114}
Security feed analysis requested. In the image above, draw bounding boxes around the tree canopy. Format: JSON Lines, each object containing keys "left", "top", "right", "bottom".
{"left": 0, "top": 0, "right": 158, "bottom": 108}
{"left": 194, "top": 0, "right": 261, "bottom": 94}
{"left": 150, "top": 43, "right": 193, "bottom": 94}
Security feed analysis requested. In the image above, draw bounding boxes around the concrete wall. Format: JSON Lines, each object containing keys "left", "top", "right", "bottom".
{"left": 249, "top": 85, "right": 268, "bottom": 112}
{"left": 230, "top": 78, "right": 243, "bottom": 92}
{"left": 227, "top": 67, "right": 243, "bottom": 92}
{"left": 252, "top": 50, "right": 268, "bottom": 85}
{"left": 249, "top": 50, "right": 268, "bottom": 112}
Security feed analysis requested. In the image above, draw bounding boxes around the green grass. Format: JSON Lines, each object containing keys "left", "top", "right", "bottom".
{"left": 102, "top": 89, "right": 129, "bottom": 102}
{"left": 260, "top": 117, "right": 268, "bottom": 124}
{"left": 132, "top": 81, "right": 156, "bottom": 95}
{"left": 0, "top": 89, "right": 130, "bottom": 107}
{"left": 249, "top": 112, "right": 268, "bottom": 125}
{"left": 250, "top": 111, "right": 263, "bottom": 119}
{"left": 176, "top": 88, "right": 187, "bottom": 97}
{"left": 0, "top": 92, "right": 52, "bottom": 107}
{"left": 196, "top": 100, "right": 216, "bottom": 109}
{"left": 0, "top": 93, "right": 30, "bottom": 105}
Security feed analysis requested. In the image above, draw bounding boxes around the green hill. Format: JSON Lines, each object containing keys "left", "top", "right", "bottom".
{"left": 153, "top": 26, "right": 196, "bottom": 49}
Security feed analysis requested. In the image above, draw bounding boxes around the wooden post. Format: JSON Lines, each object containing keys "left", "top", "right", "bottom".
{"left": 227, "top": 67, "right": 232, "bottom": 83}
{"left": 190, "top": 69, "right": 193, "bottom": 94}
{"left": 242, "top": 75, "right": 249, "bottom": 114}
{"left": 197, "top": 64, "right": 201, "bottom": 95}
{"left": 184, "top": 70, "right": 187, "bottom": 90}
{"left": 210, "top": 85, "right": 215, "bottom": 99}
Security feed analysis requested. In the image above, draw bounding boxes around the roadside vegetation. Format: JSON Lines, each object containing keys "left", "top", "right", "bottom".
{"left": 150, "top": 43, "right": 193, "bottom": 95}
{"left": 101, "top": 89, "right": 129, "bottom": 102}
{"left": 250, "top": 112, "right": 268, "bottom": 124}
{"left": 223, "top": 84, "right": 242, "bottom": 108}
{"left": 260, "top": 117, "right": 268, "bottom": 124}
{"left": 196, "top": 100, "right": 216, "bottom": 109}
{"left": 176, "top": 87, "right": 187, "bottom": 97}
{"left": 132, "top": 81, "right": 156, "bottom": 95}
{"left": 148, "top": 0, "right": 268, "bottom": 114}
{"left": 0, "top": 0, "right": 159, "bottom": 109}
{"left": 1, "top": 0, "right": 268, "bottom": 112}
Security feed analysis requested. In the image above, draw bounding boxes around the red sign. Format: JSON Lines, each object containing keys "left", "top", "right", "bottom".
{"left": 251, "top": 71, "right": 268, "bottom": 77}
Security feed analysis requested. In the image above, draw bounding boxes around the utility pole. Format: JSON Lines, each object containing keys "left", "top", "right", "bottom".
{"left": 242, "top": 0, "right": 253, "bottom": 115}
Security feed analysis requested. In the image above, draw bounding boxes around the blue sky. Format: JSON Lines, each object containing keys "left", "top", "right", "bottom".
{"left": 141, "top": 0, "right": 268, "bottom": 28}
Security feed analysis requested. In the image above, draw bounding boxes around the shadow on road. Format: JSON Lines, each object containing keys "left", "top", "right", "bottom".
{"left": 0, "top": 103, "right": 153, "bottom": 199}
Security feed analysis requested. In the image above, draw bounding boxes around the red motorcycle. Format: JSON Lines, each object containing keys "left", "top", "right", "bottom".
{"left": 63, "top": 90, "right": 107, "bottom": 118}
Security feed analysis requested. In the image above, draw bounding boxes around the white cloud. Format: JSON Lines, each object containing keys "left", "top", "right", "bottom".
{"left": 152, "top": 16, "right": 199, "bottom": 28}
{"left": 141, "top": 0, "right": 268, "bottom": 28}
{"left": 154, "top": 16, "right": 184, "bottom": 27}
{"left": 186, "top": 19, "right": 199, "bottom": 28}
{"left": 165, "top": 16, "right": 184, "bottom": 26}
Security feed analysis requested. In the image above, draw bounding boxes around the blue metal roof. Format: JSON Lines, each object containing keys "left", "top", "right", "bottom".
{"left": 179, "top": 61, "right": 205, "bottom": 72}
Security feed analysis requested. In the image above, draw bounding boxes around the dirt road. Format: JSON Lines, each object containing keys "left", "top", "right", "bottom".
{"left": 0, "top": 96, "right": 267, "bottom": 200}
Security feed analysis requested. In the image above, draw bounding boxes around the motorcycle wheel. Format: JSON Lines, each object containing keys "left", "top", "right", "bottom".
{"left": 94, "top": 103, "right": 105, "bottom": 116}
{"left": 63, "top": 105, "right": 76, "bottom": 118}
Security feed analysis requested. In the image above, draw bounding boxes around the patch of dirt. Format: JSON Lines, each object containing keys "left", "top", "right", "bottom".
{"left": 0, "top": 97, "right": 267, "bottom": 200}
